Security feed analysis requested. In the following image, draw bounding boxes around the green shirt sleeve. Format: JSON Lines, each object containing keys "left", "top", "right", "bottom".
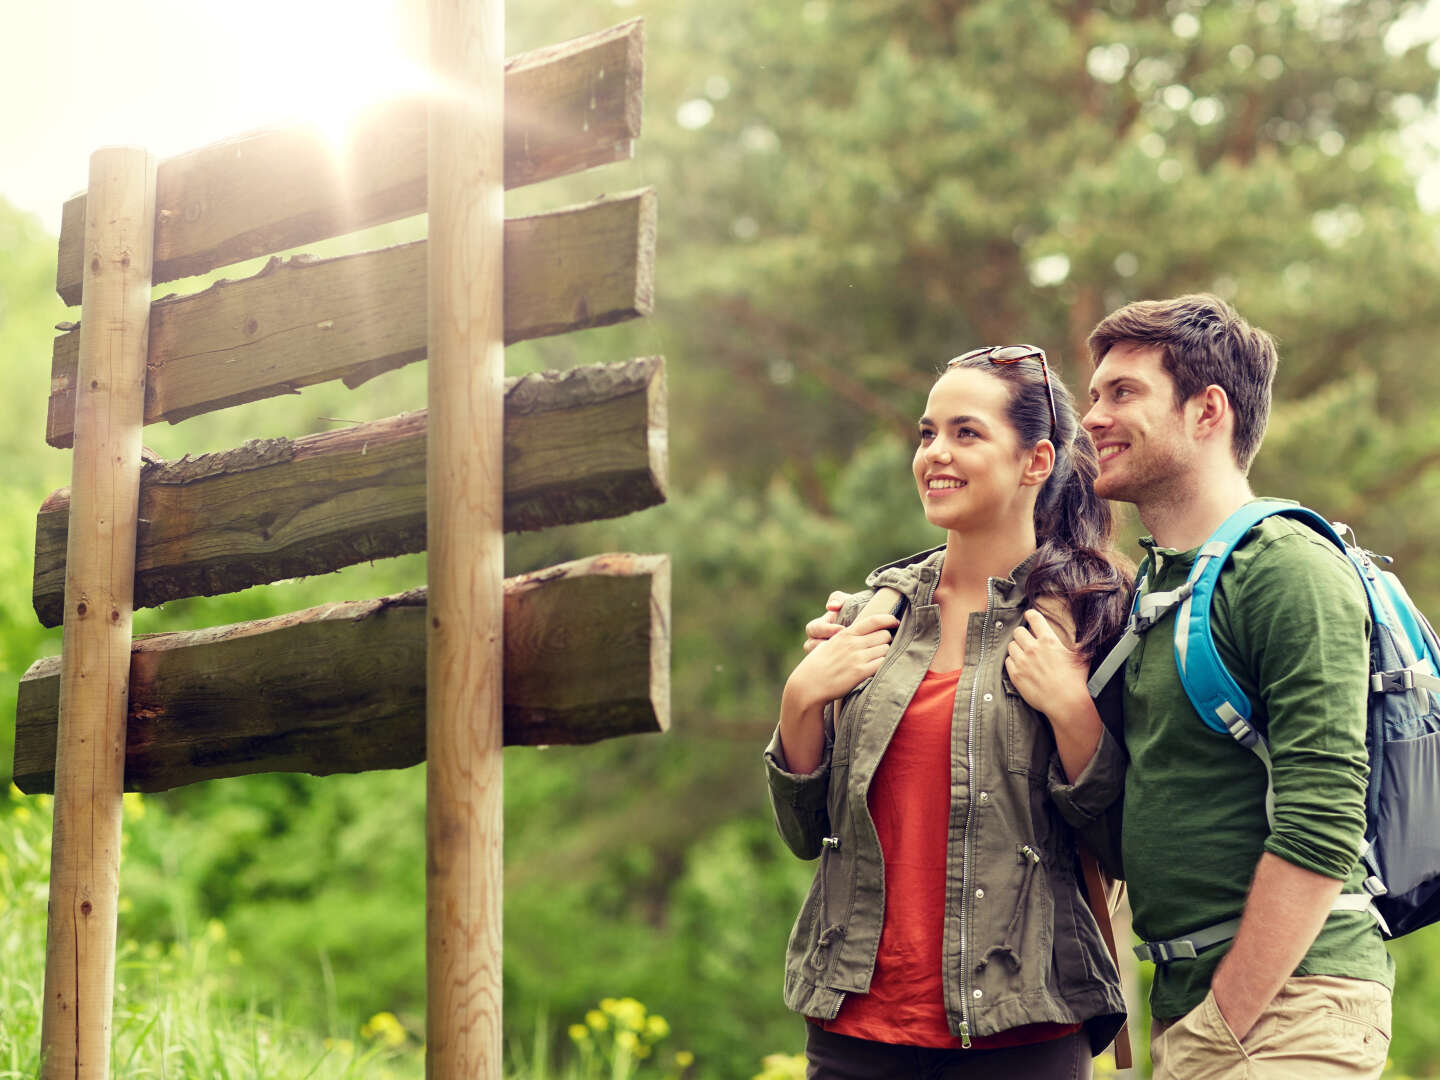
{"left": 1215, "top": 526, "right": 1371, "bottom": 881}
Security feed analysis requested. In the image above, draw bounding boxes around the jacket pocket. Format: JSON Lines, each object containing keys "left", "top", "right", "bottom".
{"left": 830, "top": 678, "right": 875, "bottom": 765}
{"left": 973, "top": 843, "right": 1054, "bottom": 998}
{"left": 795, "top": 843, "right": 848, "bottom": 980}
{"left": 1002, "top": 671, "right": 1047, "bottom": 778}
{"left": 785, "top": 874, "right": 825, "bottom": 983}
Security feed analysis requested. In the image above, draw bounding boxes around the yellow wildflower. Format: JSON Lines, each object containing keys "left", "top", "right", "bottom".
{"left": 122, "top": 792, "right": 145, "bottom": 820}
{"left": 610, "top": 997, "right": 647, "bottom": 1031}
{"left": 645, "top": 1014, "right": 671, "bottom": 1041}
{"left": 362, "top": 1011, "right": 408, "bottom": 1048}
{"left": 617, "top": 1030, "right": 639, "bottom": 1052}
{"left": 754, "top": 1052, "right": 807, "bottom": 1080}
{"left": 675, "top": 1051, "right": 695, "bottom": 1069}
{"left": 586, "top": 1009, "right": 609, "bottom": 1031}
{"left": 568, "top": 1024, "right": 590, "bottom": 1043}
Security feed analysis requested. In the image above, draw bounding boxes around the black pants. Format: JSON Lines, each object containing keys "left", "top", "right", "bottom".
{"left": 805, "top": 1022, "right": 1091, "bottom": 1080}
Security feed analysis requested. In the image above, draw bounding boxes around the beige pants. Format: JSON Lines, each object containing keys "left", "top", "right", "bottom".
{"left": 1150, "top": 975, "right": 1391, "bottom": 1080}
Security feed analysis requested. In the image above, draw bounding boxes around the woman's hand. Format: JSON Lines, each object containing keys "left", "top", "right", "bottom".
{"left": 1005, "top": 607, "right": 1101, "bottom": 782}
{"left": 788, "top": 611, "right": 899, "bottom": 708}
{"left": 778, "top": 610, "right": 897, "bottom": 775}
{"left": 1004, "top": 608, "right": 1090, "bottom": 718}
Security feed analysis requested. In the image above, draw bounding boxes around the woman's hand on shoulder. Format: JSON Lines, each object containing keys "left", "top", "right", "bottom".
{"left": 1004, "top": 604, "right": 1091, "bottom": 721}
{"left": 786, "top": 610, "right": 898, "bottom": 709}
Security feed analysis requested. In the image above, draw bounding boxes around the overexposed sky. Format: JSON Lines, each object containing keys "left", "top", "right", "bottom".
{"left": 9, "top": 0, "right": 1440, "bottom": 239}
{"left": 1, "top": 0, "right": 427, "bottom": 236}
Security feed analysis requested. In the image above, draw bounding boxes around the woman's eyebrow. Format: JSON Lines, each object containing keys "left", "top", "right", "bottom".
{"left": 918, "top": 413, "right": 987, "bottom": 427}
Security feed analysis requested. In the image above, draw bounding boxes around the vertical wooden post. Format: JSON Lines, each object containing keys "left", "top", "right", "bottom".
{"left": 40, "top": 147, "right": 156, "bottom": 1080}
{"left": 425, "top": 0, "right": 505, "bottom": 1075}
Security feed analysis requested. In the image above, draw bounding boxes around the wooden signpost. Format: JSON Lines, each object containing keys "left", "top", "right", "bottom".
{"left": 15, "top": 8, "right": 666, "bottom": 1079}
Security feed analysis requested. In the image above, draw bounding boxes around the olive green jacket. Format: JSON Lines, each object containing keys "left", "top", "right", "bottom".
{"left": 765, "top": 547, "right": 1127, "bottom": 1052}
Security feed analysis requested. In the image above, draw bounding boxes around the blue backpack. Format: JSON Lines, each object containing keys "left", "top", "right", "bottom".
{"left": 1089, "top": 499, "right": 1440, "bottom": 962}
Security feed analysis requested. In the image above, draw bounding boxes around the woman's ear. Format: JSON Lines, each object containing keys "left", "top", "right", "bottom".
{"left": 1020, "top": 439, "right": 1055, "bottom": 488}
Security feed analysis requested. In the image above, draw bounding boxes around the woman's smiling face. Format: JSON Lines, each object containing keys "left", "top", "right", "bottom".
{"left": 913, "top": 366, "right": 1039, "bottom": 534}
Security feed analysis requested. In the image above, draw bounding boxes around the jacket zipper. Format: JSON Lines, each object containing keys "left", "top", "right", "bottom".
{"left": 955, "top": 577, "right": 997, "bottom": 1049}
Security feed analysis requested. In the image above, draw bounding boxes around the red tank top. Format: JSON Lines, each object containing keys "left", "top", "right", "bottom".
{"left": 822, "top": 666, "right": 1079, "bottom": 1050}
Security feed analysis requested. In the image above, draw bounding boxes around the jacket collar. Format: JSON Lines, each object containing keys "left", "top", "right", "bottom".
{"left": 865, "top": 545, "right": 1039, "bottom": 607}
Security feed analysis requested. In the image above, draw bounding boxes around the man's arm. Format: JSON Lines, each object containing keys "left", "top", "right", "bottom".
{"left": 1208, "top": 528, "right": 1374, "bottom": 1038}
{"left": 1210, "top": 852, "right": 1344, "bottom": 1040}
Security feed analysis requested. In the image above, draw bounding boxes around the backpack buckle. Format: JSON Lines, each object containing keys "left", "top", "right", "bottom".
{"left": 1133, "top": 939, "right": 1199, "bottom": 963}
{"left": 1372, "top": 669, "right": 1414, "bottom": 693}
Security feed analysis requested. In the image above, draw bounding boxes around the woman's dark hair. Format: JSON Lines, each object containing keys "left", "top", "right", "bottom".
{"left": 945, "top": 354, "right": 1134, "bottom": 657}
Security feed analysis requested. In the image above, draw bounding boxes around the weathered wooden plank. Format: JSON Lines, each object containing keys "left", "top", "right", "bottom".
{"left": 54, "top": 19, "right": 644, "bottom": 306}
{"left": 33, "top": 359, "right": 666, "bottom": 627}
{"left": 14, "top": 553, "right": 670, "bottom": 794}
{"left": 47, "top": 189, "right": 657, "bottom": 447}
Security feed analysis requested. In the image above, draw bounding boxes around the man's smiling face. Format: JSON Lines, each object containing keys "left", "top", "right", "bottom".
{"left": 1084, "top": 342, "right": 1197, "bottom": 508}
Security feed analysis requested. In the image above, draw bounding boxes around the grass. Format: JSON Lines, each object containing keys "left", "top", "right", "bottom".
{"left": 0, "top": 789, "right": 425, "bottom": 1079}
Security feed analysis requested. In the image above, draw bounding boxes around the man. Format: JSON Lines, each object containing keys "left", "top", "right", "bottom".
{"left": 806, "top": 295, "right": 1392, "bottom": 1077}
{"left": 1079, "top": 295, "right": 1391, "bottom": 1077}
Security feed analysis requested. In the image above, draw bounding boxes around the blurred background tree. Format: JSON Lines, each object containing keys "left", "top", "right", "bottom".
{"left": 7, "top": 0, "right": 1440, "bottom": 1075}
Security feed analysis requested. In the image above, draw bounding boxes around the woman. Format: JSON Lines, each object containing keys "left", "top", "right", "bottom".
{"left": 765, "top": 347, "right": 1131, "bottom": 1078}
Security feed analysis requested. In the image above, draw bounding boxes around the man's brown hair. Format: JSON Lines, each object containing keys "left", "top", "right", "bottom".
{"left": 1087, "top": 294, "right": 1278, "bottom": 472}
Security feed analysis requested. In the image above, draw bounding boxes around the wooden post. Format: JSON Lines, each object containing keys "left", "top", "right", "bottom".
{"left": 425, "top": 0, "right": 505, "bottom": 1074}
{"left": 40, "top": 147, "right": 156, "bottom": 1079}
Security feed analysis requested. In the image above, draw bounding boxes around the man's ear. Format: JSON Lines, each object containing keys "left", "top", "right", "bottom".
{"left": 1020, "top": 439, "right": 1056, "bottom": 488}
{"left": 1192, "top": 384, "right": 1232, "bottom": 443}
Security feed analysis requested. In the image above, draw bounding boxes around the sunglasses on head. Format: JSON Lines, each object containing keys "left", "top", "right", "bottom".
{"left": 948, "top": 344, "right": 1058, "bottom": 441}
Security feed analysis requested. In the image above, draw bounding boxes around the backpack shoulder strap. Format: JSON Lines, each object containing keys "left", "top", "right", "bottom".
{"left": 1172, "top": 499, "right": 1344, "bottom": 740}
{"left": 1086, "top": 555, "right": 1196, "bottom": 698}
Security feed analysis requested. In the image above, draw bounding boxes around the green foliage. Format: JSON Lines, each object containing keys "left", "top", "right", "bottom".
{"left": 0, "top": 787, "right": 426, "bottom": 1078}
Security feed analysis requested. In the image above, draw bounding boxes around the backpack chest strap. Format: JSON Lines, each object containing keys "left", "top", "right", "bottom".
{"left": 1086, "top": 579, "right": 1195, "bottom": 698}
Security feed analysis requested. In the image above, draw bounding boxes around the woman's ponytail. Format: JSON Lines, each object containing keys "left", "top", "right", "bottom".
{"left": 1029, "top": 429, "right": 1132, "bottom": 657}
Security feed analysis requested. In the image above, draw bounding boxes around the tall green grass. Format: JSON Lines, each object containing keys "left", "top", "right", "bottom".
{"left": 0, "top": 789, "right": 424, "bottom": 1079}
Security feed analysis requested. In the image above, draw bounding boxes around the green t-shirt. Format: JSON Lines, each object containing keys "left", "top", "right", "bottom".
{"left": 1121, "top": 510, "right": 1394, "bottom": 1021}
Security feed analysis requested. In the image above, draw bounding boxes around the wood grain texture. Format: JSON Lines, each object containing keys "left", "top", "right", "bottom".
{"left": 13, "top": 554, "right": 671, "bottom": 795}
{"left": 53, "top": 19, "right": 644, "bottom": 305}
{"left": 41, "top": 147, "right": 156, "bottom": 1080}
{"left": 47, "top": 190, "right": 657, "bottom": 447}
{"left": 32, "top": 358, "right": 667, "bottom": 627}
{"left": 425, "top": 0, "right": 506, "bottom": 1069}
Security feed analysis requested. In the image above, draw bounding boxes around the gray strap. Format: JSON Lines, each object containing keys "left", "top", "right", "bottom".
{"left": 1133, "top": 917, "right": 1241, "bottom": 963}
{"left": 1087, "top": 630, "right": 1139, "bottom": 698}
{"left": 1372, "top": 663, "right": 1440, "bottom": 695}
{"left": 1135, "top": 583, "right": 1194, "bottom": 627}
{"left": 1135, "top": 893, "right": 1382, "bottom": 964}
{"left": 1332, "top": 892, "right": 1376, "bottom": 912}
{"left": 1235, "top": 722, "right": 1277, "bottom": 834}
{"left": 1087, "top": 581, "right": 1194, "bottom": 698}
{"left": 1216, "top": 706, "right": 1276, "bottom": 831}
